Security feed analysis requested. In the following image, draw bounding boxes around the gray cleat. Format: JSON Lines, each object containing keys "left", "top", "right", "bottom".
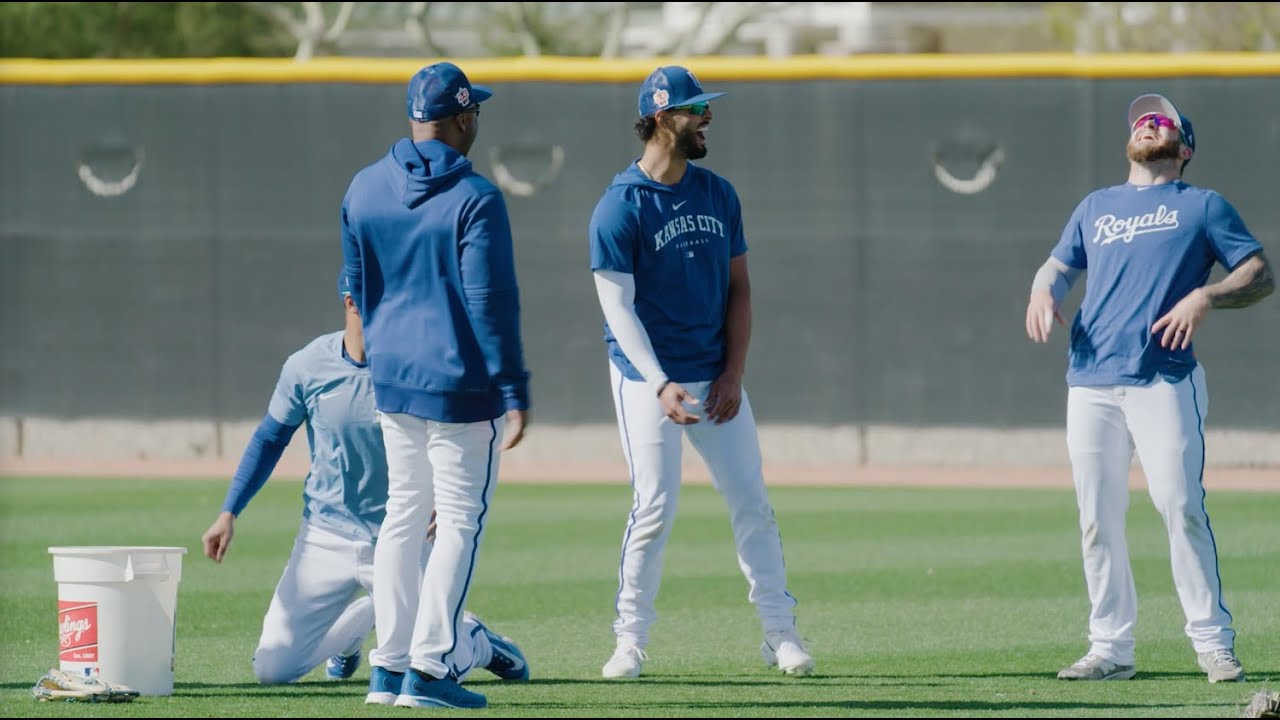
{"left": 1197, "top": 649, "right": 1245, "bottom": 683}
{"left": 1057, "top": 654, "right": 1136, "bottom": 681}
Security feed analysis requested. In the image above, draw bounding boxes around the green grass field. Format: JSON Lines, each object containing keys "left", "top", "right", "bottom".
{"left": 1, "top": 476, "right": 1276, "bottom": 717}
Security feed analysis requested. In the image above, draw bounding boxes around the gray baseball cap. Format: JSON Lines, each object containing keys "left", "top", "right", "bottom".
{"left": 1127, "top": 93, "right": 1195, "bottom": 153}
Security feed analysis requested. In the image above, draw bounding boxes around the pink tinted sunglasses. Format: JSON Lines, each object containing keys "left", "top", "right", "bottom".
{"left": 1132, "top": 113, "right": 1178, "bottom": 132}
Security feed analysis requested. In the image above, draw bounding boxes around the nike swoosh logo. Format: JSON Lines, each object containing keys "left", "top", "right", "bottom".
{"left": 319, "top": 390, "right": 345, "bottom": 401}
{"left": 1136, "top": 186, "right": 1153, "bottom": 191}
{"left": 673, "top": 201, "right": 687, "bottom": 210}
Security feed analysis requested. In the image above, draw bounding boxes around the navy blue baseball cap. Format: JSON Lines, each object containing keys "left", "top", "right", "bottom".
{"left": 1128, "top": 93, "right": 1195, "bottom": 154}
{"left": 638, "top": 66, "right": 725, "bottom": 117}
{"left": 407, "top": 62, "right": 492, "bottom": 122}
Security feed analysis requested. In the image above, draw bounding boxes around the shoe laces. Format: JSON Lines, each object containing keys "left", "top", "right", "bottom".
{"left": 616, "top": 642, "right": 648, "bottom": 662}
{"left": 1208, "top": 649, "right": 1239, "bottom": 666}
{"left": 489, "top": 648, "right": 519, "bottom": 672}
{"left": 1074, "top": 653, "right": 1108, "bottom": 669}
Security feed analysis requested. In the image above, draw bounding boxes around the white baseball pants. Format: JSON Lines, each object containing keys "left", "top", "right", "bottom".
{"left": 608, "top": 363, "right": 798, "bottom": 645}
{"left": 252, "top": 519, "right": 376, "bottom": 684}
{"left": 370, "top": 412, "right": 502, "bottom": 680}
{"left": 1066, "top": 364, "right": 1235, "bottom": 666}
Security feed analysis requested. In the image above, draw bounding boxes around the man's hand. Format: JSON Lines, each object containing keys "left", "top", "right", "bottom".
{"left": 704, "top": 372, "right": 743, "bottom": 425}
{"left": 659, "top": 382, "right": 701, "bottom": 425}
{"left": 201, "top": 512, "right": 235, "bottom": 563}
{"left": 1152, "top": 288, "right": 1211, "bottom": 350}
{"left": 501, "top": 409, "right": 529, "bottom": 450}
{"left": 1025, "top": 288, "right": 1065, "bottom": 343}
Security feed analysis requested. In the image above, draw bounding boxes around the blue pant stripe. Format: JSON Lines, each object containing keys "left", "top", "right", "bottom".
{"left": 441, "top": 419, "right": 498, "bottom": 675}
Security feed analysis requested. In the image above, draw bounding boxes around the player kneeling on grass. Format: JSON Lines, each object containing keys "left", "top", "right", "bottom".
{"left": 200, "top": 277, "right": 529, "bottom": 689}
{"left": 1026, "top": 93, "right": 1273, "bottom": 684}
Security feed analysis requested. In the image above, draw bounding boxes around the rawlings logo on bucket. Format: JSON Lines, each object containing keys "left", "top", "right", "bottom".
{"left": 58, "top": 601, "right": 98, "bottom": 662}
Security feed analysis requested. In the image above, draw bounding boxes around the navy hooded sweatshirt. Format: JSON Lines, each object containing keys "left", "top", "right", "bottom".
{"left": 341, "top": 138, "right": 530, "bottom": 423}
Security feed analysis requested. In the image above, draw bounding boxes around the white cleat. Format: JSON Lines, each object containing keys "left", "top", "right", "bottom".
{"left": 1056, "top": 653, "right": 1136, "bottom": 681}
{"left": 602, "top": 641, "right": 648, "bottom": 679}
{"left": 762, "top": 627, "right": 815, "bottom": 676}
{"left": 1198, "top": 649, "right": 1245, "bottom": 683}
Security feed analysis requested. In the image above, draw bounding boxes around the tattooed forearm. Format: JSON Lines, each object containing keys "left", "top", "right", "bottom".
{"left": 1204, "top": 253, "right": 1275, "bottom": 309}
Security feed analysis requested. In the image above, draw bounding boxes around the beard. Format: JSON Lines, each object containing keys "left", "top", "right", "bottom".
{"left": 677, "top": 127, "right": 707, "bottom": 160}
{"left": 663, "top": 120, "right": 707, "bottom": 160}
{"left": 1126, "top": 134, "right": 1181, "bottom": 163}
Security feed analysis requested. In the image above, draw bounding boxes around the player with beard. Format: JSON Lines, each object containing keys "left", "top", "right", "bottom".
{"left": 586, "top": 66, "right": 815, "bottom": 680}
{"left": 1025, "top": 94, "right": 1273, "bottom": 683}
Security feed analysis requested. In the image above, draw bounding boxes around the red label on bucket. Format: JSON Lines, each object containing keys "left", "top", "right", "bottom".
{"left": 58, "top": 601, "right": 98, "bottom": 662}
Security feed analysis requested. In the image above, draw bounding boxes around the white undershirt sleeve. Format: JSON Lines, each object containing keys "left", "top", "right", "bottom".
{"left": 593, "top": 269, "right": 669, "bottom": 396}
{"left": 1031, "top": 256, "right": 1084, "bottom": 305}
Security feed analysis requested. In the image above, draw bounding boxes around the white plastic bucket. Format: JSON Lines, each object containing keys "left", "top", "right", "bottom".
{"left": 48, "top": 546, "right": 188, "bottom": 696}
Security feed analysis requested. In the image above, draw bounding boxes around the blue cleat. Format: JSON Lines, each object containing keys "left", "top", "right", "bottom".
{"left": 467, "top": 612, "right": 530, "bottom": 682}
{"left": 364, "top": 666, "right": 404, "bottom": 705}
{"left": 393, "top": 669, "right": 487, "bottom": 709}
{"left": 326, "top": 649, "right": 361, "bottom": 681}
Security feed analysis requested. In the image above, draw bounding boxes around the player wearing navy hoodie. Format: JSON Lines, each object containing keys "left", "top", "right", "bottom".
{"left": 340, "top": 62, "right": 530, "bottom": 710}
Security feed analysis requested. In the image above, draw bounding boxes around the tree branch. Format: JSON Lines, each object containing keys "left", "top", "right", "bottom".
{"left": 322, "top": 1, "right": 356, "bottom": 42}
{"left": 262, "top": 2, "right": 303, "bottom": 35}
{"left": 259, "top": 2, "right": 317, "bottom": 62}
{"left": 301, "top": 2, "right": 325, "bottom": 39}
{"left": 704, "top": 2, "right": 795, "bottom": 55}
{"left": 600, "top": 2, "right": 630, "bottom": 58}
{"left": 656, "top": 2, "right": 713, "bottom": 57}
{"left": 512, "top": 2, "right": 542, "bottom": 57}
{"left": 405, "top": 2, "right": 448, "bottom": 56}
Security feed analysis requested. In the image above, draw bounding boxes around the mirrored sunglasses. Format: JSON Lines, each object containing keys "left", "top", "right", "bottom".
{"left": 1132, "top": 112, "right": 1177, "bottom": 131}
{"left": 670, "top": 102, "right": 710, "bottom": 116}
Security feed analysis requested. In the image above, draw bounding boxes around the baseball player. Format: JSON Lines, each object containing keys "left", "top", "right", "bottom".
{"left": 341, "top": 61, "right": 531, "bottom": 710}
{"left": 587, "top": 66, "right": 814, "bottom": 680}
{"left": 1026, "top": 93, "right": 1274, "bottom": 683}
{"left": 200, "top": 279, "right": 530, "bottom": 690}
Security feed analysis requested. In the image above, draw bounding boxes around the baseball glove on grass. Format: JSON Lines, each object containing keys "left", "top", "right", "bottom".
{"left": 1242, "top": 690, "right": 1280, "bottom": 719}
{"left": 31, "top": 669, "right": 139, "bottom": 703}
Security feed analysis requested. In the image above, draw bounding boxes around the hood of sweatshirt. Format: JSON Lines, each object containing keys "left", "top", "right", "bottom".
{"left": 386, "top": 138, "right": 473, "bottom": 209}
{"left": 608, "top": 161, "right": 685, "bottom": 194}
